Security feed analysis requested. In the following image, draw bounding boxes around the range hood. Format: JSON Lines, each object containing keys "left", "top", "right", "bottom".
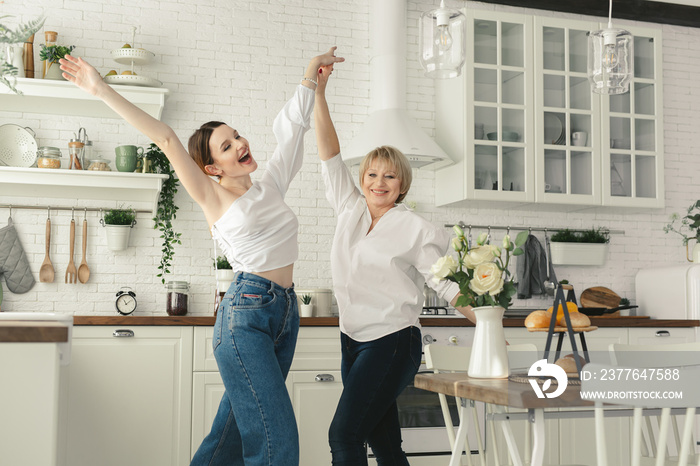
{"left": 342, "top": 0, "right": 454, "bottom": 170}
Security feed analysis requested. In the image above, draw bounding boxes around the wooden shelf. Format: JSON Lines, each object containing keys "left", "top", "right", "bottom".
{"left": 0, "top": 167, "right": 168, "bottom": 215}
{"left": 0, "top": 77, "right": 168, "bottom": 120}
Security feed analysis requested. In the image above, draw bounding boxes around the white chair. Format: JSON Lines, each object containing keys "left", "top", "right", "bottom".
{"left": 583, "top": 341, "right": 700, "bottom": 466}
{"left": 424, "top": 343, "right": 539, "bottom": 466}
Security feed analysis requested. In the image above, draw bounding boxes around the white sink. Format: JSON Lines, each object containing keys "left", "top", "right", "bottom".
{"left": 0, "top": 312, "right": 73, "bottom": 365}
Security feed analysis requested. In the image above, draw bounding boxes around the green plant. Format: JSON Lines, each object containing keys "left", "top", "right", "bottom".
{"left": 103, "top": 207, "right": 136, "bottom": 226}
{"left": 0, "top": 13, "right": 45, "bottom": 93}
{"left": 301, "top": 294, "right": 312, "bottom": 305}
{"left": 551, "top": 227, "right": 610, "bottom": 243}
{"left": 147, "top": 143, "right": 182, "bottom": 284}
{"left": 215, "top": 256, "right": 232, "bottom": 270}
{"left": 39, "top": 44, "right": 74, "bottom": 63}
{"left": 431, "top": 227, "right": 527, "bottom": 309}
{"left": 664, "top": 200, "right": 700, "bottom": 245}
{"left": 620, "top": 297, "right": 630, "bottom": 307}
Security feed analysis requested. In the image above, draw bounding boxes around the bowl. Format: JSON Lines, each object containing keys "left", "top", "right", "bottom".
{"left": 486, "top": 132, "right": 497, "bottom": 141}
{"left": 485, "top": 131, "right": 519, "bottom": 142}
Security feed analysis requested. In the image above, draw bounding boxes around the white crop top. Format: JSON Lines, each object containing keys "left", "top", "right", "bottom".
{"left": 211, "top": 85, "right": 314, "bottom": 273}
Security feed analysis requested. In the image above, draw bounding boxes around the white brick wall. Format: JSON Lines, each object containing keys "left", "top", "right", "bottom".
{"left": 1, "top": 0, "right": 698, "bottom": 316}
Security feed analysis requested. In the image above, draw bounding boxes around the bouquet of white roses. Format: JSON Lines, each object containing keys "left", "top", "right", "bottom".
{"left": 430, "top": 226, "right": 528, "bottom": 310}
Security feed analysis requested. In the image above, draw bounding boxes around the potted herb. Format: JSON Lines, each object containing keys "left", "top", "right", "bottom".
{"left": 39, "top": 44, "right": 75, "bottom": 80}
{"left": 300, "top": 294, "right": 314, "bottom": 318}
{"left": 0, "top": 14, "right": 45, "bottom": 93}
{"left": 214, "top": 255, "right": 234, "bottom": 292}
{"left": 148, "top": 143, "right": 182, "bottom": 283}
{"left": 663, "top": 200, "right": 700, "bottom": 263}
{"left": 549, "top": 227, "right": 610, "bottom": 266}
{"left": 100, "top": 207, "right": 136, "bottom": 251}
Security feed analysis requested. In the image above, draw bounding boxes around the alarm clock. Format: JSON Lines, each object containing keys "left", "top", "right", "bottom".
{"left": 115, "top": 287, "right": 137, "bottom": 315}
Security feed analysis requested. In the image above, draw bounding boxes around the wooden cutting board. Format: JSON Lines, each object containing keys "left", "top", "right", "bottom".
{"left": 580, "top": 286, "right": 621, "bottom": 309}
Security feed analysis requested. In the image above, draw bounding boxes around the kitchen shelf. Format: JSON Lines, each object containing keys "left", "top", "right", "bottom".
{"left": 0, "top": 167, "right": 168, "bottom": 215}
{"left": 0, "top": 77, "right": 168, "bottom": 120}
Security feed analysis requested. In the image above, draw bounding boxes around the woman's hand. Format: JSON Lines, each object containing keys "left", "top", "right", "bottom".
{"left": 59, "top": 55, "right": 106, "bottom": 96}
{"left": 304, "top": 46, "right": 344, "bottom": 90}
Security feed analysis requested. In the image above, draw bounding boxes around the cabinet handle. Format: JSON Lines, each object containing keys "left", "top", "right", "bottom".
{"left": 113, "top": 329, "right": 135, "bottom": 338}
{"left": 315, "top": 374, "right": 335, "bottom": 382}
{"left": 655, "top": 330, "right": 670, "bottom": 337}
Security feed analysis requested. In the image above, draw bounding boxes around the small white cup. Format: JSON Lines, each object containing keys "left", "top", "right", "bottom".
{"left": 572, "top": 131, "right": 587, "bottom": 147}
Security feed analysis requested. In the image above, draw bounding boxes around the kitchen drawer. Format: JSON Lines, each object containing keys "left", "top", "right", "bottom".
{"left": 627, "top": 327, "right": 696, "bottom": 345}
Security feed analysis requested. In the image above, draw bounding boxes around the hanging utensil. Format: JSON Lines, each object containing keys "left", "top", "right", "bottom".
{"left": 78, "top": 209, "right": 90, "bottom": 284}
{"left": 39, "top": 208, "right": 55, "bottom": 283}
{"left": 543, "top": 229, "right": 558, "bottom": 296}
{"left": 65, "top": 211, "right": 77, "bottom": 284}
{"left": 0, "top": 124, "right": 38, "bottom": 167}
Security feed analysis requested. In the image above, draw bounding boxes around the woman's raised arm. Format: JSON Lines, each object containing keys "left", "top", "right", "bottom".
{"left": 314, "top": 57, "right": 341, "bottom": 161}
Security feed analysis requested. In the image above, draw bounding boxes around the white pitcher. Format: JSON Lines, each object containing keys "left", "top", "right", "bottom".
{"left": 468, "top": 305, "right": 509, "bottom": 378}
{"left": 6, "top": 44, "right": 25, "bottom": 78}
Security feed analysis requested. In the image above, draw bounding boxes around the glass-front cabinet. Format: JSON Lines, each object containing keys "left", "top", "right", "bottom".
{"left": 435, "top": 9, "right": 664, "bottom": 209}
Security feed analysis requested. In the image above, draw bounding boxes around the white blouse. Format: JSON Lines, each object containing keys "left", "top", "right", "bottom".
{"left": 322, "top": 154, "right": 460, "bottom": 342}
{"left": 211, "top": 85, "right": 314, "bottom": 273}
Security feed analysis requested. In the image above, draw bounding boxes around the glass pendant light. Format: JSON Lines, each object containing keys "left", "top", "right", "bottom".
{"left": 419, "top": 0, "right": 466, "bottom": 79}
{"left": 587, "top": 0, "right": 633, "bottom": 94}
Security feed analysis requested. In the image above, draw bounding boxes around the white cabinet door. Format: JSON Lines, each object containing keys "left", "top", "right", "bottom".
{"left": 286, "top": 370, "right": 343, "bottom": 466}
{"left": 627, "top": 327, "right": 695, "bottom": 345}
{"left": 66, "top": 326, "right": 193, "bottom": 466}
{"left": 190, "top": 371, "right": 225, "bottom": 456}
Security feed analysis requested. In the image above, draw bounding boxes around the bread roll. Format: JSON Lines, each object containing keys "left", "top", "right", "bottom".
{"left": 524, "top": 310, "right": 550, "bottom": 329}
{"left": 563, "top": 312, "right": 591, "bottom": 328}
{"left": 555, "top": 357, "right": 579, "bottom": 373}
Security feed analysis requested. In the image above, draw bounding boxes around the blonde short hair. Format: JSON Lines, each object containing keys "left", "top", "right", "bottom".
{"left": 359, "top": 146, "right": 412, "bottom": 204}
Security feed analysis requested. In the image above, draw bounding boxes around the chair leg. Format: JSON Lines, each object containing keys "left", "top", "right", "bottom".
{"left": 451, "top": 401, "right": 472, "bottom": 466}
{"left": 471, "top": 401, "right": 485, "bottom": 466}
{"left": 676, "top": 407, "right": 695, "bottom": 466}
{"left": 486, "top": 404, "right": 500, "bottom": 466}
{"left": 631, "top": 407, "right": 643, "bottom": 466}
{"left": 647, "top": 416, "right": 657, "bottom": 458}
{"left": 594, "top": 402, "right": 608, "bottom": 466}
{"left": 440, "top": 393, "right": 457, "bottom": 449}
{"left": 654, "top": 408, "right": 671, "bottom": 466}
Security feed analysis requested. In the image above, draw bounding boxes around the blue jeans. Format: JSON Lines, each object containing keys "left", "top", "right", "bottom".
{"left": 190, "top": 272, "right": 300, "bottom": 466}
{"left": 329, "top": 326, "right": 422, "bottom": 466}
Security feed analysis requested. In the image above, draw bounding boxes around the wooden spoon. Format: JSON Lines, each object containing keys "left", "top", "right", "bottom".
{"left": 78, "top": 218, "right": 90, "bottom": 284}
{"left": 39, "top": 218, "right": 55, "bottom": 283}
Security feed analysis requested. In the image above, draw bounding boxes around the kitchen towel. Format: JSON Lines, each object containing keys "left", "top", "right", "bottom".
{"left": 516, "top": 234, "right": 547, "bottom": 299}
{"left": 0, "top": 217, "right": 36, "bottom": 294}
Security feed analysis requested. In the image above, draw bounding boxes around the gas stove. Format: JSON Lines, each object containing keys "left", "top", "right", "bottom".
{"left": 420, "top": 306, "right": 458, "bottom": 317}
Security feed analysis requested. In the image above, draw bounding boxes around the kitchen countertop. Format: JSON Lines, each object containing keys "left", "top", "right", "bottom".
{"left": 71, "top": 315, "right": 700, "bottom": 328}
{"left": 0, "top": 321, "right": 69, "bottom": 343}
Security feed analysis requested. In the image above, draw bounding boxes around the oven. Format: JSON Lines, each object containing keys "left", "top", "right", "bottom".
{"left": 369, "top": 319, "right": 486, "bottom": 463}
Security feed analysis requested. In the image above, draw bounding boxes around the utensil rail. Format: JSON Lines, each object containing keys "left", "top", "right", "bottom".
{"left": 0, "top": 204, "right": 151, "bottom": 215}
{"left": 445, "top": 222, "right": 625, "bottom": 235}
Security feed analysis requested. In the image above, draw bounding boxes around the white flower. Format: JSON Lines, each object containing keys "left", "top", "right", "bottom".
{"left": 451, "top": 237, "right": 463, "bottom": 252}
{"left": 463, "top": 245, "right": 498, "bottom": 269}
{"left": 469, "top": 262, "right": 504, "bottom": 296}
{"left": 430, "top": 255, "right": 458, "bottom": 281}
{"left": 453, "top": 225, "right": 465, "bottom": 238}
{"left": 476, "top": 232, "right": 488, "bottom": 245}
{"left": 502, "top": 234, "right": 511, "bottom": 250}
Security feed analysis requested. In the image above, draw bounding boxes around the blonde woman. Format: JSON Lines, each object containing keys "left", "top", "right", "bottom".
{"left": 60, "top": 47, "right": 344, "bottom": 466}
{"left": 314, "top": 64, "right": 475, "bottom": 464}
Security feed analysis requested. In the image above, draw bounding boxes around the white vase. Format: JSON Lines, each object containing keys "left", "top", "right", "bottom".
{"left": 300, "top": 304, "right": 314, "bottom": 318}
{"left": 43, "top": 61, "right": 64, "bottom": 80}
{"left": 692, "top": 243, "right": 700, "bottom": 263}
{"left": 216, "top": 269, "right": 235, "bottom": 292}
{"left": 104, "top": 224, "right": 132, "bottom": 251}
{"left": 468, "top": 305, "right": 509, "bottom": 379}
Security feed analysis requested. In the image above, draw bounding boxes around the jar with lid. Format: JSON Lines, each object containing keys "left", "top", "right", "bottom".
{"left": 68, "top": 139, "right": 84, "bottom": 170}
{"left": 36, "top": 146, "right": 62, "bottom": 169}
{"left": 166, "top": 281, "right": 189, "bottom": 316}
{"left": 82, "top": 140, "right": 94, "bottom": 169}
{"left": 87, "top": 157, "right": 112, "bottom": 171}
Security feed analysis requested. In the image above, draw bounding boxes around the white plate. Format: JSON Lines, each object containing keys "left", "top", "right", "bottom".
{"left": 110, "top": 48, "right": 155, "bottom": 66}
{"left": 544, "top": 113, "right": 563, "bottom": 145}
{"left": 0, "top": 124, "right": 37, "bottom": 167}
{"left": 103, "top": 75, "right": 162, "bottom": 88}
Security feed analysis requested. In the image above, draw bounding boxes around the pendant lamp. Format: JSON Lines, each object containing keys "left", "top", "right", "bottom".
{"left": 587, "top": 0, "right": 633, "bottom": 94}
{"left": 419, "top": 0, "right": 466, "bottom": 79}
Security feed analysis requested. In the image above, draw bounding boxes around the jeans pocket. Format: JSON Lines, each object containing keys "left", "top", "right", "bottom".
{"left": 234, "top": 287, "right": 276, "bottom": 309}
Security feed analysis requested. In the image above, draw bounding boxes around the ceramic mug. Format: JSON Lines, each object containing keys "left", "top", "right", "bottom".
{"left": 572, "top": 131, "right": 587, "bottom": 147}
{"left": 115, "top": 145, "right": 144, "bottom": 172}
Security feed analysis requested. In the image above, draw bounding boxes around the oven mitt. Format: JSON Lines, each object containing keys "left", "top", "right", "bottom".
{"left": 0, "top": 217, "right": 36, "bottom": 294}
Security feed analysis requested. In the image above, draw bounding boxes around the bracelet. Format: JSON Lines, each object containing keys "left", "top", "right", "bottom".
{"left": 301, "top": 77, "right": 318, "bottom": 87}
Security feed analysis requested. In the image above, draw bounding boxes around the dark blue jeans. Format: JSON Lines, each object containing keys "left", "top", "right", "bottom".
{"left": 191, "top": 272, "right": 300, "bottom": 466}
{"left": 329, "top": 326, "right": 422, "bottom": 466}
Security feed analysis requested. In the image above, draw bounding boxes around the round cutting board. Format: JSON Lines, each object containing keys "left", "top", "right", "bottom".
{"left": 580, "top": 286, "right": 621, "bottom": 309}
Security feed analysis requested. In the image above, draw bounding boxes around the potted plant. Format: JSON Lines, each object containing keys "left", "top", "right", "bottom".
{"left": 214, "top": 256, "right": 234, "bottom": 292}
{"left": 300, "top": 294, "right": 314, "bottom": 318}
{"left": 663, "top": 200, "right": 700, "bottom": 263}
{"left": 100, "top": 207, "right": 136, "bottom": 251}
{"left": 549, "top": 227, "right": 610, "bottom": 266}
{"left": 39, "top": 43, "right": 74, "bottom": 80}
{"left": 0, "top": 13, "right": 45, "bottom": 93}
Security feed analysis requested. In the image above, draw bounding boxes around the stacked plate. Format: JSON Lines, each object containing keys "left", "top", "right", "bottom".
{"left": 544, "top": 114, "right": 565, "bottom": 145}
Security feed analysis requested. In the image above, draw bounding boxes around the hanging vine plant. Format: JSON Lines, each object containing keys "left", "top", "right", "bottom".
{"left": 146, "top": 143, "right": 182, "bottom": 283}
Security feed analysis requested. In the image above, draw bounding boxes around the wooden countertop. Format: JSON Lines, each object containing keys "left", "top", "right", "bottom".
{"left": 0, "top": 321, "right": 69, "bottom": 343}
{"left": 71, "top": 315, "right": 700, "bottom": 328}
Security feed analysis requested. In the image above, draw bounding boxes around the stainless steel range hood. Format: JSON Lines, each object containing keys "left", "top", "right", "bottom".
{"left": 341, "top": 0, "right": 454, "bottom": 170}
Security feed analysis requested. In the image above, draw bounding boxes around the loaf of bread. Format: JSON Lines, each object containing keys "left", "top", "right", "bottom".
{"left": 562, "top": 312, "right": 591, "bottom": 328}
{"left": 524, "top": 310, "right": 550, "bottom": 329}
{"left": 555, "top": 357, "right": 579, "bottom": 373}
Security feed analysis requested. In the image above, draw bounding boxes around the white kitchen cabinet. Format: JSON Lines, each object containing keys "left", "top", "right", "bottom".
{"left": 66, "top": 326, "right": 193, "bottom": 466}
{"left": 0, "top": 77, "right": 168, "bottom": 119}
{"left": 190, "top": 371, "right": 225, "bottom": 454}
{"left": 627, "top": 326, "right": 695, "bottom": 345}
{"left": 435, "top": 10, "right": 664, "bottom": 209}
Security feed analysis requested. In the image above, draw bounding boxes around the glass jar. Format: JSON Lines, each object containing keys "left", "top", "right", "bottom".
{"left": 68, "top": 139, "right": 84, "bottom": 170}
{"left": 36, "top": 146, "right": 62, "bottom": 169}
{"left": 166, "top": 281, "right": 189, "bottom": 316}
{"left": 82, "top": 140, "right": 94, "bottom": 170}
{"left": 87, "top": 157, "right": 112, "bottom": 171}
